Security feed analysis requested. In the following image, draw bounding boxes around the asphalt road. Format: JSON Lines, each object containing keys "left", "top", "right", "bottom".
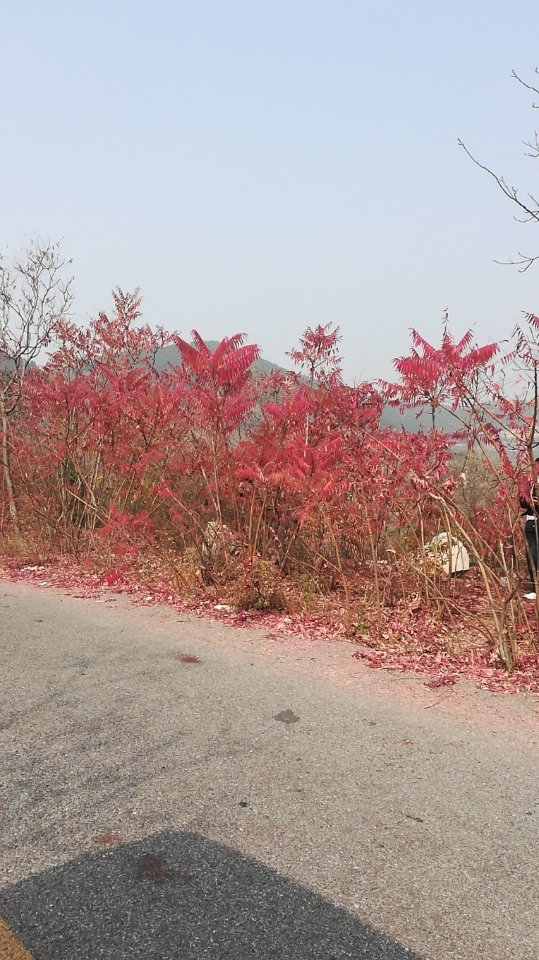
{"left": 0, "top": 580, "right": 537, "bottom": 959}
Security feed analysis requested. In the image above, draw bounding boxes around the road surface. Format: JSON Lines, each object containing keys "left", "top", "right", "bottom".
{"left": 0, "top": 580, "right": 537, "bottom": 959}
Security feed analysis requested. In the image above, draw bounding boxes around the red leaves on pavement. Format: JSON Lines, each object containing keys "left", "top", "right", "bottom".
{"left": 2, "top": 558, "right": 538, "bottom": 694}
{"left": 94, "top": 830, "right": 123, "bottom": 846}
{"left": 352, "top": 647, "right": 539, "bottom": 694}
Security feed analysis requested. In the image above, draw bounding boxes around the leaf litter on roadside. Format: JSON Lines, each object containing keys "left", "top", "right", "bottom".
{"left": 2, "top": 560, "right": 538, "bottom": 695}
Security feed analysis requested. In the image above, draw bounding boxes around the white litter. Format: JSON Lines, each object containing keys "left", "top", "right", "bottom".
{"left": 425, "top": 533, "right": 470, "bottom": 575}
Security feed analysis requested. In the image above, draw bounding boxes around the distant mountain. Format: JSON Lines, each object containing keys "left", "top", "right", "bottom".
{"left": 379, "top": 404, "right": 461, "bottom": 433}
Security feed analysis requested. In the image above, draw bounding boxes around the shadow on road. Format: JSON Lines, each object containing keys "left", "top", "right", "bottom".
{"left": 1, "top": 829, "right": 423, "bottom": 958}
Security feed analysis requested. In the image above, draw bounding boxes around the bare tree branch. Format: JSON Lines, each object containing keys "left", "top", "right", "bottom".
{"left": 0, "top": 239, "right": 73, "bottom": 529}
{"left": 459, "top": 68, "right": 539, "bottom": 273}
{"left": 512, "top": 68, "right": 539, "bottom": 105}
{"left": 458, "top": 139, "right": 539, "bottom": 223}
{"left": 493, "top": 252, "right": 539, "bottom": 273}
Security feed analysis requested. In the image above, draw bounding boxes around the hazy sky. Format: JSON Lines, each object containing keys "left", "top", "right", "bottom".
{"left": 2, "top": 0, "right": 539, "bottom": 381}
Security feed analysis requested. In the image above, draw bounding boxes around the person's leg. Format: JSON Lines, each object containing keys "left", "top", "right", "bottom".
{"left": 525, "top": 520, "right": 538, "bottom": 592}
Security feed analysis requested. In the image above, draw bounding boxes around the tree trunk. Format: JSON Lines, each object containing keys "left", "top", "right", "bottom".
{"left": 0, "top": 394, "right": 20, "bottom": 533}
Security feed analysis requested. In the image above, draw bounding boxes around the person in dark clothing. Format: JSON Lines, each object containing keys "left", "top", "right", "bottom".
{"left": 519, "top": 457, "right": 539, "bottom": 600}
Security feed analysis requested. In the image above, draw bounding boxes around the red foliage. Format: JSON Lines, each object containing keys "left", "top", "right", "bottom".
{"left": 388, "top": 323, "right": 498, "bottom": 418}
{"left": 3, "top": 304, "right": 539, "bottom": 683}
{"left": 172, "top": 331, "right": 260, "bottom": 434}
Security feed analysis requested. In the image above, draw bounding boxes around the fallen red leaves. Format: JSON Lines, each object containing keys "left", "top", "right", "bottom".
{"left": 352, "top": 647, "right": 539, "bottom": 694}
{"left": 2, "top": 559, "right": 538, "bottom": 695}
{"left": 93, "top": 830, "right": 123, "bottom": 846}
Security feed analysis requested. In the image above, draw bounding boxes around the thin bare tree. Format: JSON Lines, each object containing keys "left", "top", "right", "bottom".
{"left": 0, "top": 240, "right": 73, "bottom": 531}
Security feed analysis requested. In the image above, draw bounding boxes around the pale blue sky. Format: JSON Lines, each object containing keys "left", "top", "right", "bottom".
{"left": 2, "top": 0, "right": 539, "bottom": 380}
